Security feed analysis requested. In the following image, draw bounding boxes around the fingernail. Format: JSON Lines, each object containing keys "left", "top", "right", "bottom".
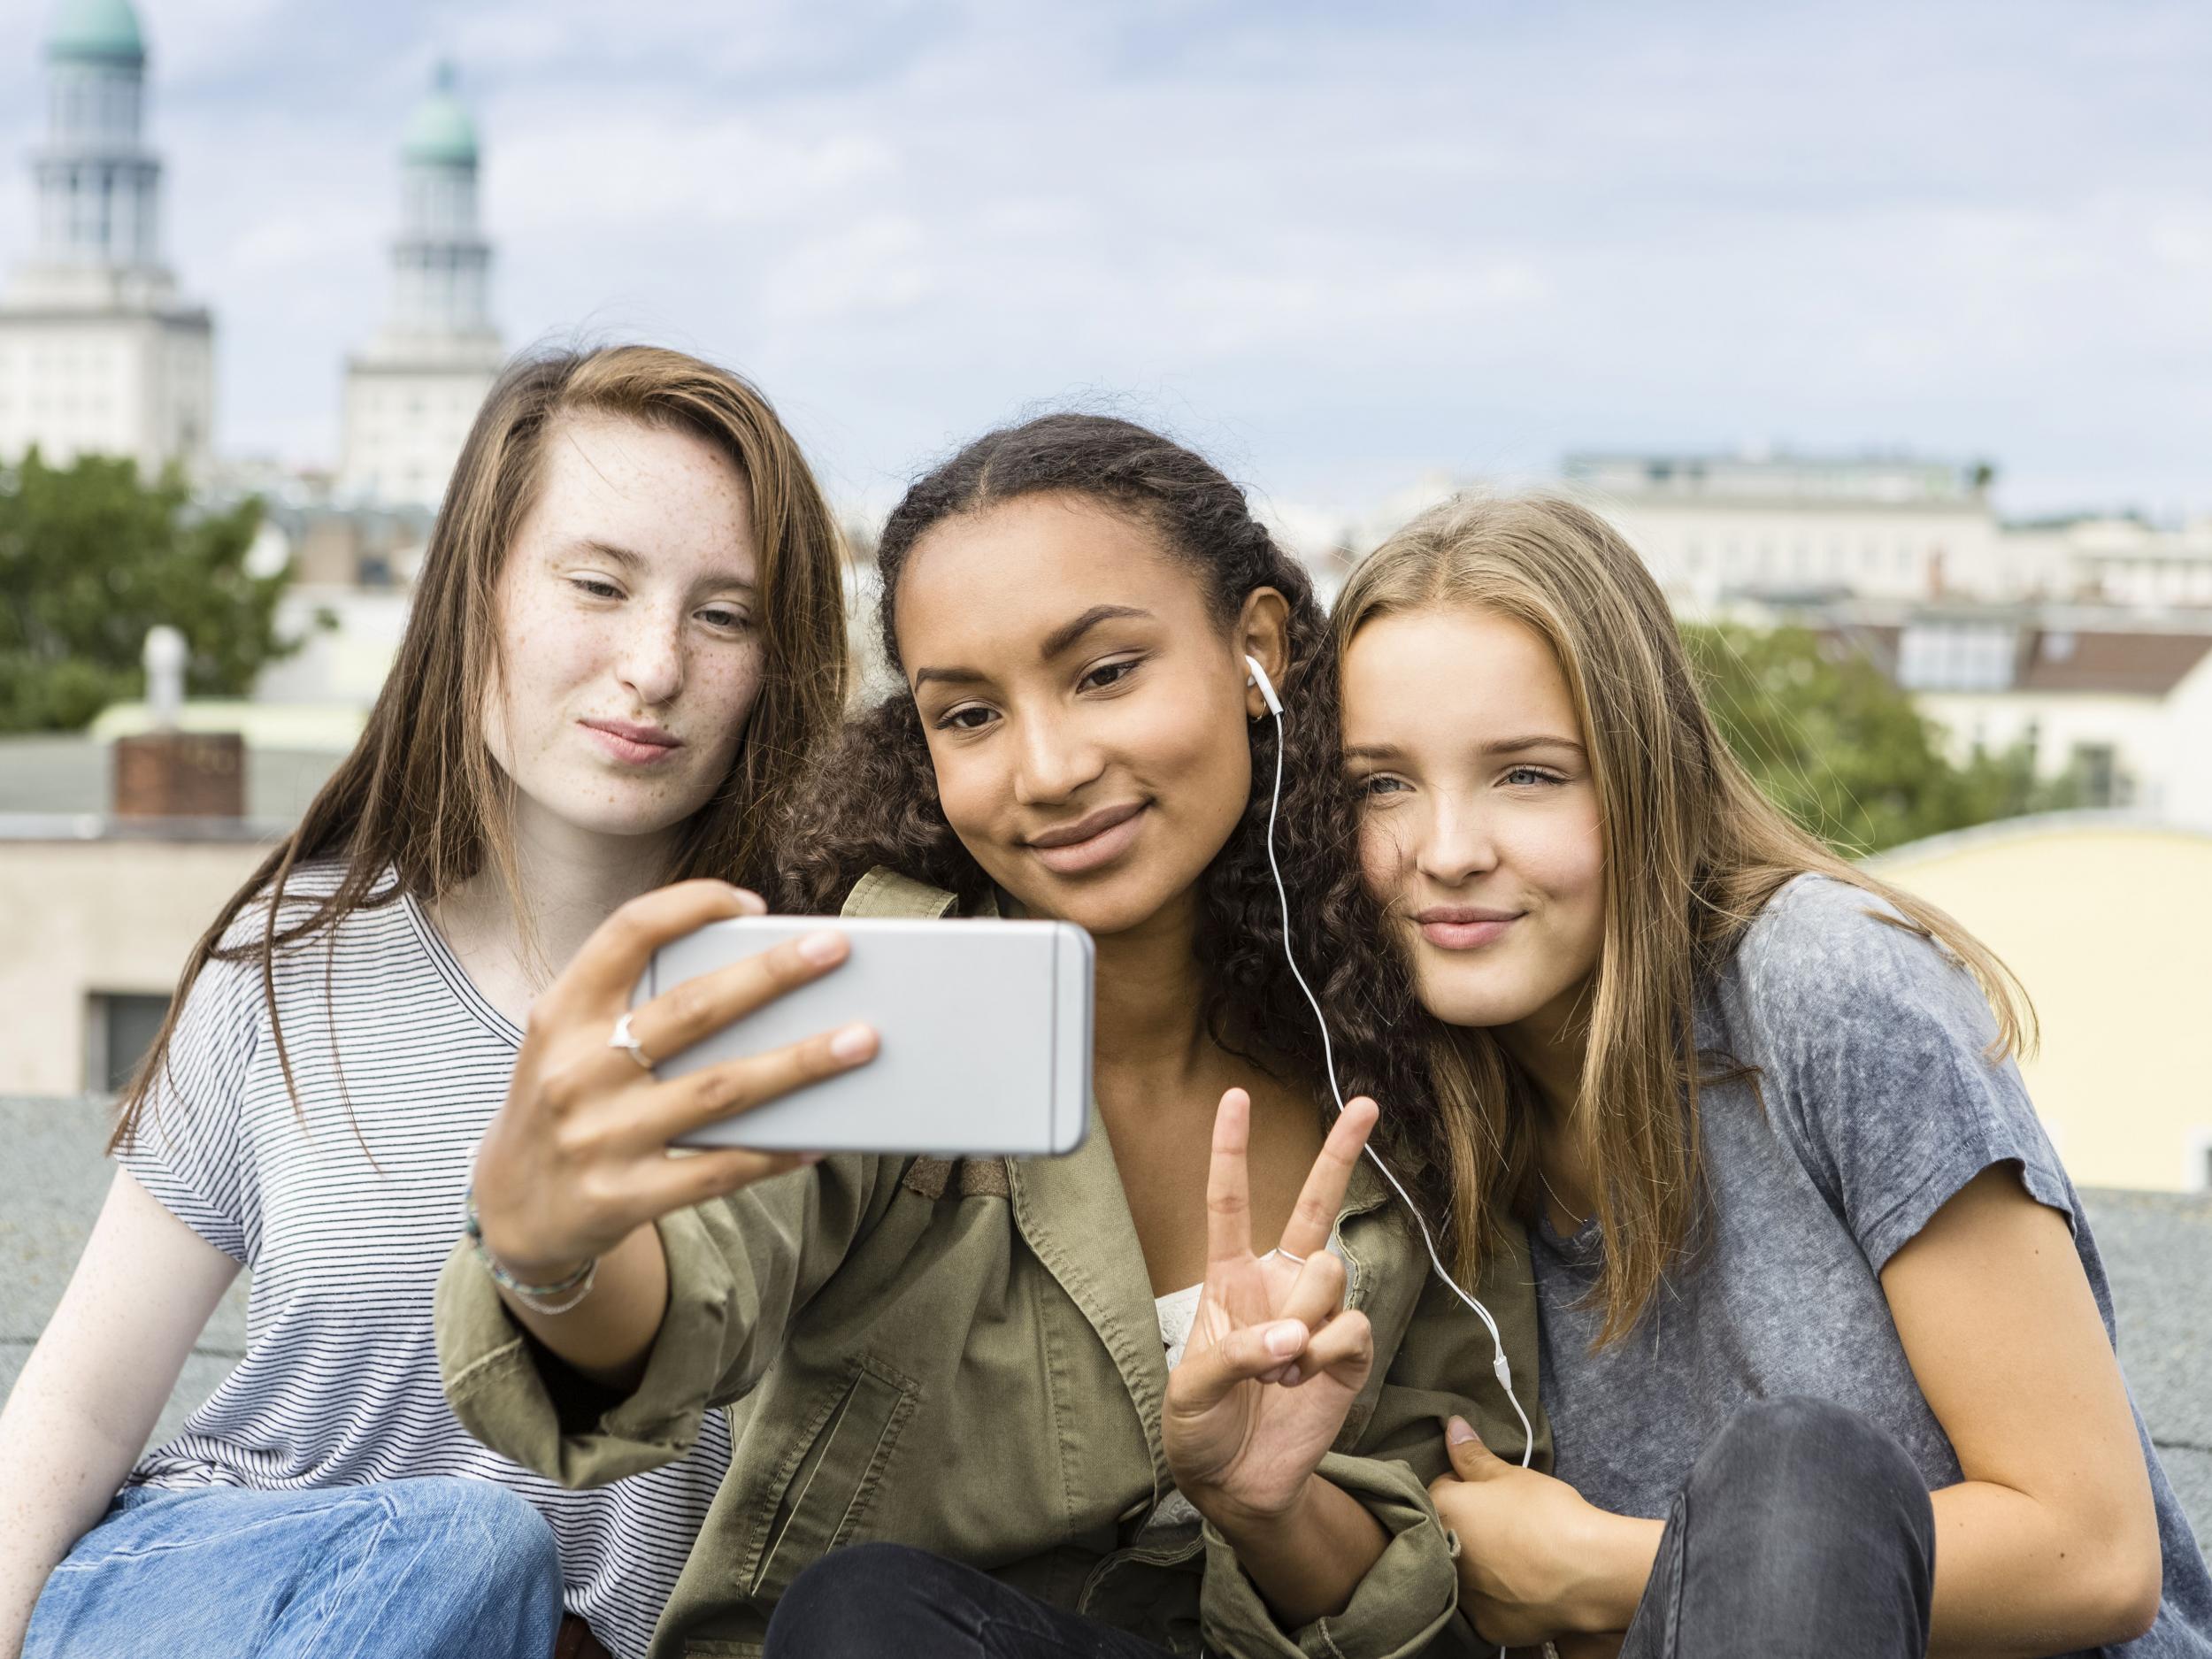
{"left": 797, "top": 1151, "right": 826, "bottom": 1166}
{"left": 1447, "top": 1416, "right": 1478, "bottom": 1445}
{"left": 1264, "top": 1321, "right": 1306, "bottom": 1358}
{"left": 798, "top": 929, "right": 844, "bottom": 964}
{"left": 731, "top": 886, "right": 767, "bottom": 914}
{"left": 830, "top": 1023, "right": 874, "bottom": 1063}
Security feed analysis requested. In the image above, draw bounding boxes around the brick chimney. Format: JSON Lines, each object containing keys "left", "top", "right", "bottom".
{"left": 112, "top": 626, "right": 247, "bottom": 820}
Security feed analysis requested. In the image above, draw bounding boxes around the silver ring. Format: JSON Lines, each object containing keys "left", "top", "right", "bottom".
{"left": 608, "top": 1010, "right": 656, "bottom": 1071}
{"left": 1271, "top": 1247, "right": 1308, "bottom": 1266}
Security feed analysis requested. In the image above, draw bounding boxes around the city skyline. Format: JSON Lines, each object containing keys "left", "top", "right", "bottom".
{"left": 0, "top": 0, "right": 2207, "bottom": 523}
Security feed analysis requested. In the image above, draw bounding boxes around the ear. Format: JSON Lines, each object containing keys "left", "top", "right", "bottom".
{"left": 1235, "top": 588, "right": 1291, "bottom": 721}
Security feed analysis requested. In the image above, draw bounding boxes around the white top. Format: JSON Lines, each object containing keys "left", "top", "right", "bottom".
{"left": 117, "top": 864, "right": 732, "bottom": 1659}
{"left": 1156, "top": 1282, "right": 1203, "bottom": 1371}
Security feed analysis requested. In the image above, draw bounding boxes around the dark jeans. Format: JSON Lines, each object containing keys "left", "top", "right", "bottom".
{"left": 1617, "top": 1394, "right": 1937, "bottom": 1659}
{"left": 764, "top": 1542, "right": 1171, "bottom": 1657}
{"left": 764, "top": 1397, "right": 1936, "bottom": 1659}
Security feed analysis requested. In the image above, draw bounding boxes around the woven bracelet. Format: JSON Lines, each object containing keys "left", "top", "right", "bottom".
{"left": 462, "top": 1183, "right": 600, "bottom": 1315}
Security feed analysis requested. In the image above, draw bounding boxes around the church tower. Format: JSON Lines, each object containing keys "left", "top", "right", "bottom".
{"left": 0, "top": 0, "right": 215, "bottom": 473}
{"left": 338, "top": 63, "right": 505, "bottom": 510}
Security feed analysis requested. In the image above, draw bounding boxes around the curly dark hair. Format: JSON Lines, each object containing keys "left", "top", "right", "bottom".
{"left": 776, "top": 412, "right": 1475, "bottom": 1245}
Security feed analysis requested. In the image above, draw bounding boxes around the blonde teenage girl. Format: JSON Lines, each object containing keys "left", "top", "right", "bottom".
{"left": 1334, "top": 495, "right": 2210, "bottom": 1659}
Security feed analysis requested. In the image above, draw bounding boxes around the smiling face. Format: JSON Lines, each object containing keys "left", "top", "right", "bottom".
{"left": 1342, "top": 604, "right": 1607, "bottom": 1048}
{"left": 896, "top": 491, "right": 1283, "bottom": 939}
{"left": 483, "top": 411, "right": 764, "bottom": 844}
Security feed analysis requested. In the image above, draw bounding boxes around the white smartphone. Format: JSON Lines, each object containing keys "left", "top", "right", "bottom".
{"left": 641, "top": 915, "right": 1093, "bottom": 1157}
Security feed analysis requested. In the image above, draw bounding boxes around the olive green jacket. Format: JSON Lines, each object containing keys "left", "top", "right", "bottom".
{"left": 436, "top": 869, "right": 1548, "bottom": 1659}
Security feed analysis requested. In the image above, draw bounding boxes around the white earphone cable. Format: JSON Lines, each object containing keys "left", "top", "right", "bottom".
{"left": 1256, "top": 695, "right": 1536, "bottom": 1472}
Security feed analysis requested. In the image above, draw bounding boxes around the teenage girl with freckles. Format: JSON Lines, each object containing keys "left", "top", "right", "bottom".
{"left": 0, "top": 345, "right": 854, "bottom": 1659}
{"left": 1333, "top": 493, "right": 2212, "bottom": 1659}
{"left": 438, "top": 415, "right": 1545, "bottom": 1658}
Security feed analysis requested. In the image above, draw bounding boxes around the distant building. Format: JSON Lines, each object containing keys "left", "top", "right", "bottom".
{"left": 337, "top": 64, "right": 503, "bottom": 511}
{"left": 1563, "top": 449, "right": 2010, "bottom": 606}
{"left": 0, "top": 0, "right": 214, "bottom": 476}
{"left": 2000, "top": 515, "right": 2212, "bottom": 611}
{"left": 1819, "top": 603, "right": 2212, "bottom": 819}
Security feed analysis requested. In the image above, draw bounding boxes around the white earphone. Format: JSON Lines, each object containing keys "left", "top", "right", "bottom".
{"left": 1243, "top": 653, "right": 1533, "bottom": 1468}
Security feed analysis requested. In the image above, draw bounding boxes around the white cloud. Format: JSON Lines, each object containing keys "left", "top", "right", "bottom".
{"left": 0, "top": 0, "right": 2205, "bottom": 514}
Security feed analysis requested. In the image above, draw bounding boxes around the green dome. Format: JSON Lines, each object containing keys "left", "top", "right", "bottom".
{"left": 47, "top": 0, "right": 145, "bottom": 64}
{"left": 402, "top": 64, "right": 479, "bottom": 165}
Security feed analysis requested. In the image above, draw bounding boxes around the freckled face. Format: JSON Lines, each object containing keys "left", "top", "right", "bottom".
{"left": 896, "top": 493, "right": 1265, "bottom": 939}
{"left": 1342, "top": 606, "right": 1606, "bottom": 1037}
{"left": 483, "top": 411, "right": 763, "bottom": 840}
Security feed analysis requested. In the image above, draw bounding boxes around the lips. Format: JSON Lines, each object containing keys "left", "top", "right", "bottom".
{"left": 580, "top": 718, "right": 684, "bottom": 766}
{"left": 1025, "top": 802, "right": 1147, "bottom": 876}
{"left": 1413, "top": 904, "right": 1520, "bottom": 950}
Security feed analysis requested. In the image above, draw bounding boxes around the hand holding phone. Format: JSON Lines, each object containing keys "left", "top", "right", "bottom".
{"left": 469, "top": 880, "right": 879, "bottom": 1285}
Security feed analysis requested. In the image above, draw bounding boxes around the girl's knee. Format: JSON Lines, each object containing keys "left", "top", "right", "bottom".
{"left": 1691, "top": 1397, "right": 1935, "bottom": 1590}
{"left": 767, "top": 1543, "right": 965, "bottom": 1656}
{"left": 1701, "top": 1398, "right": 1920, "bottom": 1508}
{"left": 382, "top": 1478, "right": 563, "bottom": 1597}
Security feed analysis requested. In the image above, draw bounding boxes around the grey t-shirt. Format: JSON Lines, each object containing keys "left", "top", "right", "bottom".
{"left": 1532, "top": 873, "right": 2211, "bottom": 1656}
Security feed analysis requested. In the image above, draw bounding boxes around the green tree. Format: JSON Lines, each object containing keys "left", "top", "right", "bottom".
{"left": 1681, "top": 621, "right": 2076, "bottom": 856}
{"left": 0, "top": 449, "right": 293, "bottom": 732}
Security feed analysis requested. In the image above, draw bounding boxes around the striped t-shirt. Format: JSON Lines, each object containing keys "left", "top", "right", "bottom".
{"left": 118, "top": 863, "right": 732, "bottom": 1659}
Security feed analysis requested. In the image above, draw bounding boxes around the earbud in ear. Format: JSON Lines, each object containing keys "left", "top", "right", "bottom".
{"left": 1243, "top": 654, "right": 1283, "bottom": 717}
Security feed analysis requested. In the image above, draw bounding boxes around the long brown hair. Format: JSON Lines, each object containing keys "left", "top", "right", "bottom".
{"left": 1334, "top": 492, "right": 2034, "bottom": 1345}
{"left": 776, "top": 413, "right": 1477, "bottom": 1236}
{"left": 112, "top": 344, "right": 849, "bottom": 1149}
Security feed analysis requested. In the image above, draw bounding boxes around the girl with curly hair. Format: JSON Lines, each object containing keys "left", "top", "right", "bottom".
{"left": 1335, "top": 492, "right": 2212, "bottom": 1658}
{"left": 441, "top": 414, "right": 1544, "bottom": 1658}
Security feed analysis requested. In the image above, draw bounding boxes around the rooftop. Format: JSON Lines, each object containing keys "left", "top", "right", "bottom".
{"left": 1563, "top": 449, "right": 1991, "bottom": 509}
{"left": 0, "top": 733, "right": 343, "bottom": 836}
{"left": 0, "top": 1094, "right": 2204, "bottom": 1556}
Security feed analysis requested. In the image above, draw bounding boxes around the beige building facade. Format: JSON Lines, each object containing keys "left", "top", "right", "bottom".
{"left": 1870, "top": 815, "right": 2212, "bottom": 1194}
{"left": 0, "top": 835, "right": 270, "bottom": 1096}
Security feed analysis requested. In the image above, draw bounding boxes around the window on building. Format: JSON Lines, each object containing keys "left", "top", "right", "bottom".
{"left": 85, "top": 991, "right": 172, "bottom": 1094}
{"left": 2070, "top": 742, "right": 2121, "bottom": 808}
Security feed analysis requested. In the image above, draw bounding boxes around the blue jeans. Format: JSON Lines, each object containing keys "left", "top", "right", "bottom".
{"left": 25, "top": 1477, "right": 566, "bottom": 1659}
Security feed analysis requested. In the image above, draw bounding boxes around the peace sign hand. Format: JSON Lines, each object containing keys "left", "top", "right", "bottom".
{"left": 1162, "top": 1088, "right": 1379, "bottom": 1527}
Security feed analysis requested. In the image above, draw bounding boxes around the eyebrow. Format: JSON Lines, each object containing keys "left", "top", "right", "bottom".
{"left": 564, "top": 537, "right": 754, "bottom": 592}
{"left": 569, "top": 537, "right": 642, "bottom": 570}
{"left": 1487, "top": 734, "right": 1586, "bottom": 757}
{"left": 1041, "top": 603, "right": 1152, "bottom": 660}
{"left": 910, "top": 603, "right": 1155, "bottom": 693}
{"left": 1342, "top": 735, "right": 1586, "bottom": 761}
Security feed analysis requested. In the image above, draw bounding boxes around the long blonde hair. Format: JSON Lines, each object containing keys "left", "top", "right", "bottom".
{"left": 1334, "top": 493, "right": 2032, "bottom": 1347}
{"left": 114, "top": 344, "right": 849, "bottom": 1149}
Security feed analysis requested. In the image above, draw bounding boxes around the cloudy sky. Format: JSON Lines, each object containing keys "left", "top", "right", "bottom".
{"left": 2, "top": 0, "right": 2208, "bottom": 525}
